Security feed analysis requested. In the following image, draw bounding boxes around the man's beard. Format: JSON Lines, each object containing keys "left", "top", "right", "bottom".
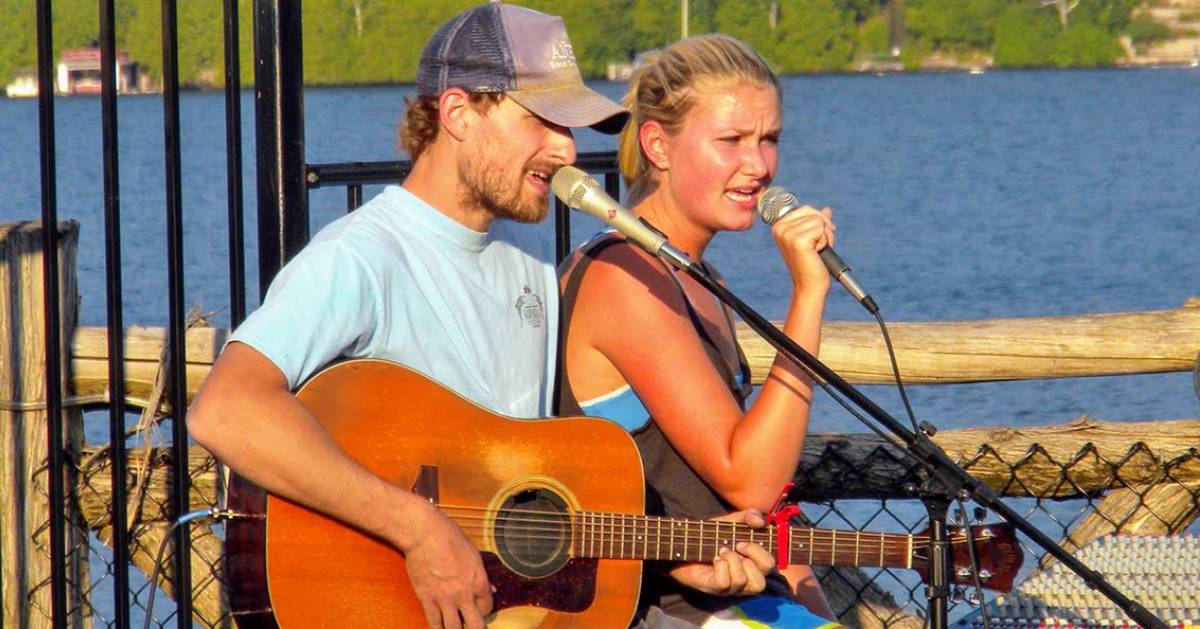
{"left": 459, "top": 153, "right": 549, "bottom": 225}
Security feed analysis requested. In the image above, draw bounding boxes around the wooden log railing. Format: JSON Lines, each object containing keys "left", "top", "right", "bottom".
{"left": 740, "top": 298, "right": 1200, "bottom": 385}
{"left": 66, "top": 298, "right": 1200, "bottom": 407}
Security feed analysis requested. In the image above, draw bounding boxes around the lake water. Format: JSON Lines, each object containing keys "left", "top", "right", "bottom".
{"left": 2, "top": 68, "right": 1195, "bottom": 430}
{"left": 1, "top": 68, "right": 1198, "bottom": 623}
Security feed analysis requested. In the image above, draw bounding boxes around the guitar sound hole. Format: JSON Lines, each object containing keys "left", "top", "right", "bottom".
{"left": 495, "top": 489, "right": 571, "bottom": 578}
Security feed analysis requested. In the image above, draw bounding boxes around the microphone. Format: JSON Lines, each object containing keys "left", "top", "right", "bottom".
{"left": 550, "top": 166, "right": 696, "bottom": 271}
{"left": 757, "top": 187, "right": 878, "bottom": 314}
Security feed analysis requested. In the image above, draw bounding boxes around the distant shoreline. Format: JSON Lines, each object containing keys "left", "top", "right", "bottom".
{"left": 4, "top": 60, "right": 1198, "bottom": 100}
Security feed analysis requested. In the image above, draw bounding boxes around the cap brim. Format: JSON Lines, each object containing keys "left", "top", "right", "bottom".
{"left": 508, "top": 84, "right": 630, "bottom": 135}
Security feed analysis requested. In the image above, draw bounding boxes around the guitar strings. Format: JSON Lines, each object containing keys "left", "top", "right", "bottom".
{"left": 450, "top": 522, "right": 944, "bottom": 565}
{"left": 437, "top": 510, "right": 989, "bottom": 549}
{"left": 430, "top": 504, "right": 994, "bottom": 551}
{"left": 442, "top": 514, "right": 985, "bottom": 565}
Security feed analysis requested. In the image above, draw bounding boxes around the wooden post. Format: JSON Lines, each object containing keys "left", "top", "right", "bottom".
{"left": 1, "top": 221, "right": 87, "bottom": 628}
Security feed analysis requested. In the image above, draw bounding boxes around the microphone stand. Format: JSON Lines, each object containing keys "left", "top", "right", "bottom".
{"left": 661, "top": 256, "right": 1166, "bottom": 629}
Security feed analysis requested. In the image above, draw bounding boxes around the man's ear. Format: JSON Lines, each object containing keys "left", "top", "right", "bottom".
{"left": 438, "top": 88, "right": 475, "bottom": 142}
{"left": 639, "top": 120, "right": 670, "bottom": 171}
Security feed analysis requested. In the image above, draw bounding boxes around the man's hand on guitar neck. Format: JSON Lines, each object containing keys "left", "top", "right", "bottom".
{"left": 667, "top": 509, "right": 777, "bottom": 597}
{"left": 397, "top": 499, "right": 494, "bottom": 629}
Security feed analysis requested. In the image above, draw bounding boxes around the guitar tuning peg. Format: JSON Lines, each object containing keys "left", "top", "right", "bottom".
{"left": 950, "top": 587, "right": 966, "bottom": 603}
{"left": 964, "top": 588, "right": 983, "bottom": 607}
{"left": 973, "top": 507, "right": 988, "bottom": 522}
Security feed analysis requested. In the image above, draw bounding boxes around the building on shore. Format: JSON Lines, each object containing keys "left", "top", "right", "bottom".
{"left": 4, "top": 47, "right": 153, "bottom": 98}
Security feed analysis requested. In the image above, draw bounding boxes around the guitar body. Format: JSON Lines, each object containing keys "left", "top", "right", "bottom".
{"left": 227, "top": 359, "right": 646, "bottom": 628}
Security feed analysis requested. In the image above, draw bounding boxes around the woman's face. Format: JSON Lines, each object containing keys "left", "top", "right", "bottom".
{"left": 662, "top": 81, "right": 782, "bottom": 233}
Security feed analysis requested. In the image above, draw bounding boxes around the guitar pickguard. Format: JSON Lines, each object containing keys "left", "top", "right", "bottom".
{"left": 484, "top": 553, "right": 598, "bottom": 613}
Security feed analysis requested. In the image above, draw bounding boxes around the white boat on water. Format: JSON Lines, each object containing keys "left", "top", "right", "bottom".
{"left": 5, "top": 75, "right": 37, "bottom": 98}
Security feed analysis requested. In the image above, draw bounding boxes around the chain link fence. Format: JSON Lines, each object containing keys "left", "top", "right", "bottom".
{"left": 32, "top": 408, "right": 1196, "bottom": 628}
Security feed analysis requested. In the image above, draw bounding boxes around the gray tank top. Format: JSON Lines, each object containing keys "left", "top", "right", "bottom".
{"left": 554, "top": 235, "right": 792, "bottom": 621}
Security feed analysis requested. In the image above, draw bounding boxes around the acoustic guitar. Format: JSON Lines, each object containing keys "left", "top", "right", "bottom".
{"left": 226, "top": 359, "right": 1023, "bottom": 628}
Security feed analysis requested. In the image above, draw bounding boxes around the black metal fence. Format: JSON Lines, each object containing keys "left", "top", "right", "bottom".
{"left": 10, "top": 0, "right": 1198, "bottom": 628}
{"left": 15, "top": 1, "right": 621, "bottom": 626}
{"left": 25, "top": 0, "right": 236, "bottom": 624}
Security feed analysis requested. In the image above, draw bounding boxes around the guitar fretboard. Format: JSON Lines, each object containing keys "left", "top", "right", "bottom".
{"left": 573, "top": 511, "right": 919, "bottom": 569}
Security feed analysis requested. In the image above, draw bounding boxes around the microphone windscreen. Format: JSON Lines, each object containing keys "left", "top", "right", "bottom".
{"left": 756, "top": 186, "right": 798, "bottom": 225}
{"left": 551, "top": 166, "right": 596, "bottom": 208}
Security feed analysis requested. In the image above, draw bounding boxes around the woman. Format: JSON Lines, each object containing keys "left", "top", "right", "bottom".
{"left": 557, "top": 34, "right": 842, "bottom": 628}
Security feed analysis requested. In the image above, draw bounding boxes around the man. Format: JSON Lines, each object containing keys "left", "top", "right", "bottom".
{"left": 188, "top": 4, "right": 771, "bottom": 628}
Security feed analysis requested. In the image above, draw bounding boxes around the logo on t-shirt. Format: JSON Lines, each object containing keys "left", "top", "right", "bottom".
{"left": 515, "top": 286, "right": 544, "bottom": 328}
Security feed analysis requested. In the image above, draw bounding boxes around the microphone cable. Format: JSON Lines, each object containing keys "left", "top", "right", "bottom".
{"left": 869, "top": 307, "right": 921, "bottom": 435}
{"left": 867, "top": 303, "right": 994, "bottom": 629}
{"left": 863, "top": 302, "right": 994, "bottom": 629}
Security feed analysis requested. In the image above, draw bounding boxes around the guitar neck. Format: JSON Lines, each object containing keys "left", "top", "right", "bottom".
{"left": 573, "top": 512, "right": 921, "bottom": 570}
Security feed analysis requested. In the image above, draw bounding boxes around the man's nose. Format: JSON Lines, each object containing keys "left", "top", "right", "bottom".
{"left": 547, "top": 124, "right": 577, "bottom": 165}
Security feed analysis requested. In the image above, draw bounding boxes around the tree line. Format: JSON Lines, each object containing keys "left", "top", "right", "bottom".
{"left": 0, "top": 0, "right": 1171, "bottom": 89}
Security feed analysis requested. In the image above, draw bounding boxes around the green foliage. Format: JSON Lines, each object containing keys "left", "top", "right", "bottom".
{"left": 907, "top": 0, "right": 1004, "bottom": 50}
{"left": 991, "top": 1, "right": 1126, "bottom": 68}
{"left": 0, "top": 0, "right": 1168, "bottom": 89}
{"left": 899, "top": 38, "right": 928, "bottom": 69}
{"left": 856, "top": 12, "right": 891, "bottom": 55}
{"left": 774, "top": 0, "right": 857, "bottom": 72}
{"left": 1068, "top": 0, "right": 1138, "bottom": 32}
{"left": 1052, "top": 20, "right": 1122, "bottom": 66}
{"left": 1126, "top": 15, "right": 1171, "bottom": 46}
{"left": 715, "top": 0, "right": 857, "bottom": 73}
{"left": 0, "top": 0, "right": 102, "bottom": 82}
{"left": 0, "top": 1, "right": 36, "bottom": 82}
{"left": 841, "top": 0, "right": 887, "bottom": 23}
{"left": 630, "top": 0, "right": 680, "bottom": 52}
{"left": 992, "top": 3, "right": 1059, "bottom": 67}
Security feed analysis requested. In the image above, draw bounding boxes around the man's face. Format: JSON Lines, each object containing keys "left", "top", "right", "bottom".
{"left": 458, "top": 97, "right": 576, "bottom": 224}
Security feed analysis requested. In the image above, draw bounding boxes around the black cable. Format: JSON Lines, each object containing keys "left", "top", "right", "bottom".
{"left": 872, "top": 305, "right": 993, "bottom": 628}
{"left": 872, "top": 309, "right": 921, "bottom": 435}
{"left": 872, "top": 303, "right": 994, "bottom": 628}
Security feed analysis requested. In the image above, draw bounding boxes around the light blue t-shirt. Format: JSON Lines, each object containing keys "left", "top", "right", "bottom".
{"left": 230, "top": 185, "right": 558, "bottom": 418}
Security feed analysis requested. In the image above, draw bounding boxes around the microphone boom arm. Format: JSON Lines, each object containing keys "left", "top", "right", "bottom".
{"left": 549, "top": 164, "right": 1162, "bottom": 626}
{"left": 671, "top": 252, "right": 1166, "bottom": 629}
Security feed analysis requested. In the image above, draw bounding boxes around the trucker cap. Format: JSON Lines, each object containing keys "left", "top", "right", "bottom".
{"left": 416, "top": 2, "right": 629, "bottom": 134}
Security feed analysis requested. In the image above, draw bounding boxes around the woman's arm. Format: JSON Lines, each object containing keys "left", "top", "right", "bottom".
{"left": 569, "top": 208, "right": 833, "bottom": 512}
